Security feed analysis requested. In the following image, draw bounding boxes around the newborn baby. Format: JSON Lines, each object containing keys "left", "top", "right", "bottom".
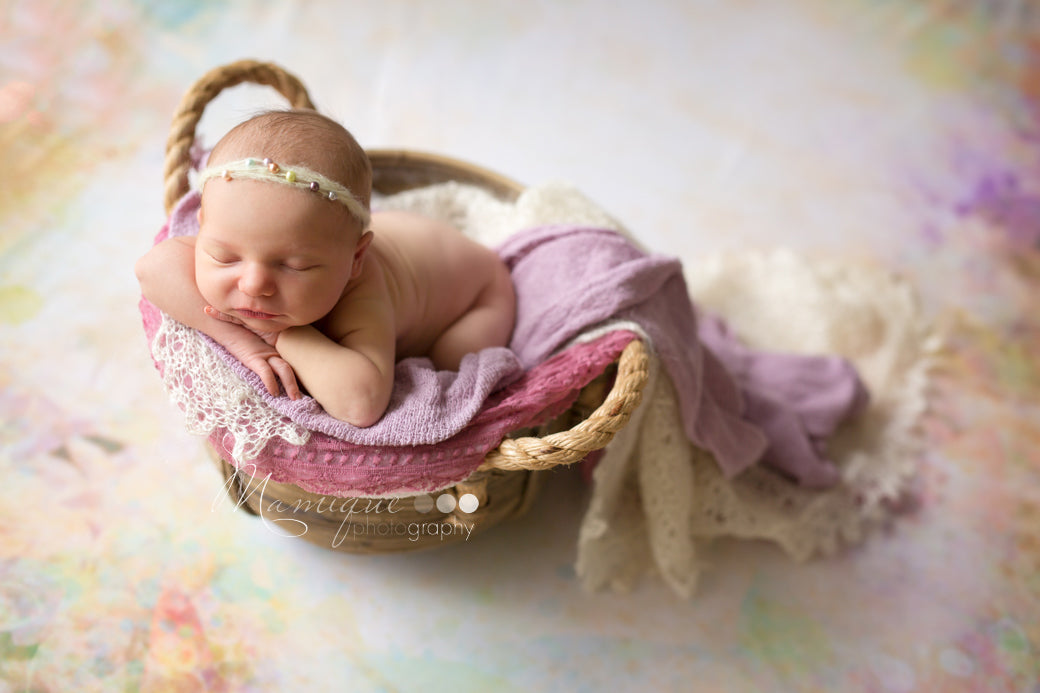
{"left": 136, "top": 110, "right": 516, "bottom": 427}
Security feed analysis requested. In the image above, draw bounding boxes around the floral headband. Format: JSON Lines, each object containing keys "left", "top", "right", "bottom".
{"left": 198, "top": 157, "right": 371, "bottom": 228}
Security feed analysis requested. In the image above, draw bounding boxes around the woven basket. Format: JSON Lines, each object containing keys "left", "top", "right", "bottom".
{"left": 162, "top": 60, "right": 649, "bottom": 553}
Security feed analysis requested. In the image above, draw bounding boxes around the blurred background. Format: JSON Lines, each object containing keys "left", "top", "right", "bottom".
{"left": 1, "top": 0, "right": 1037, "bottom": 690}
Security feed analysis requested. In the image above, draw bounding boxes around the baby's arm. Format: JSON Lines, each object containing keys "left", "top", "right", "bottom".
{"left": 274, "top": 295, "right": 395, "bottom": 427}
{"left": 134, "top": 238, "right": 300, "bottom": 399}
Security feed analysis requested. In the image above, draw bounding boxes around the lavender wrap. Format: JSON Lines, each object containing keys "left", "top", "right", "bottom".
{"left": 497, "top": 225, "right": 868, "bottom": 485}
{"left": 169, "top": 191, "right": 866, "bottom": 485}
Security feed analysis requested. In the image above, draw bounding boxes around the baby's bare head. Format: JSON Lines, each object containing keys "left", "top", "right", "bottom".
{"left": 208, "top": 109, "right": 372, "bottom": 214}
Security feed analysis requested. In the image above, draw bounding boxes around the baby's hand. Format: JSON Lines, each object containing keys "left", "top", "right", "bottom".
{"left": 204, "top": 306, "right": 301, "bottom": 400}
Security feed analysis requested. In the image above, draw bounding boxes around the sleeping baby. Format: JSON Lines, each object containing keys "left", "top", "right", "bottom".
{"left": 136, "top": 109, "right": 516, "bottom": 427}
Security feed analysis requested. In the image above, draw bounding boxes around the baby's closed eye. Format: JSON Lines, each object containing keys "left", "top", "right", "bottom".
{"left": 207, "top": 252, "right": 238, "bottom": 265}
{"left": 282, "top": 262, "right": 320, "bottom": 272}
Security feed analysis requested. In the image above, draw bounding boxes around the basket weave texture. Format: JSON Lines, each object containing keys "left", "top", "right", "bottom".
{"left": 161, "top": 59, "right": 649, "bottom": 552}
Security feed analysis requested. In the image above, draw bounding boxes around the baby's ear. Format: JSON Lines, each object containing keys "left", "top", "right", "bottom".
{"left": 350, "top": 230, "right": 374, "bottom": 280}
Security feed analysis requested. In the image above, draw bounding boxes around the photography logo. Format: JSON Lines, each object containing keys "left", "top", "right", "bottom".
{"left": 214, "top": 467, "right": 482, "bottom": 546}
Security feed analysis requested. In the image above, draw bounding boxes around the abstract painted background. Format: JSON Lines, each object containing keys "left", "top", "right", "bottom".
{"left": 1, "top": 0, "right": 1037, "bottom": 690}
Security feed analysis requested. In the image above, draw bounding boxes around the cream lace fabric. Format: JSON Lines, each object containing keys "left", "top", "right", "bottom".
{"left": 152, "top": 318, "right": 309, "bottom": 462}
{"left": 153, "top": 182, "right": 935, "bottom": 598}
{"left": 577, "top": 251, "right": 938, "bottom": 597}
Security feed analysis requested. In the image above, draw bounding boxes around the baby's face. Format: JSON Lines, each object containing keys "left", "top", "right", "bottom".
{"left": 195, "top": 178, "right": 362, "bottom": 333}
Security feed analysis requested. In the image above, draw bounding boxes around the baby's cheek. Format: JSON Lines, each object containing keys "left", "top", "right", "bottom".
{"left": 194, "top": 268, "right": 225, "bottom": 308}
{"left": 301, "top": 281, "right": 344, "bottom": 316}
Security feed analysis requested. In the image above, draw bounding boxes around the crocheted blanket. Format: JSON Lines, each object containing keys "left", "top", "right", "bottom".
{"left": 577, "top": 250, "right": 935, "bottom": 597}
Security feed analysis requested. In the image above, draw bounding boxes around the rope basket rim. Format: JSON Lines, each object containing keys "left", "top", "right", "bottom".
{"left": 163, "top": 58, "right": 649, "bottom": 474}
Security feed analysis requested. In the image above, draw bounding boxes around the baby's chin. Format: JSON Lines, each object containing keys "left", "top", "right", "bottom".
{"left": 244, "top": 317, "right": 302, "bottom": 333}
{"left": 233, "top": 313, "right": 298, "bottom": 333}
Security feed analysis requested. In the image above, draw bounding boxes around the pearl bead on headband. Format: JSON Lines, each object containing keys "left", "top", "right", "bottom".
{"left": 198, "top": 157, "right": 371, "bottom": 228}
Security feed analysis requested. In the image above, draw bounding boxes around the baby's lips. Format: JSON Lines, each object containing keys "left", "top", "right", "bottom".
{"left": 235, "top": 307, "right": 280, "bottom": 320}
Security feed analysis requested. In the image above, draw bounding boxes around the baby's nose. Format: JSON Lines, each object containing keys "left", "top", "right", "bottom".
{"left": 238, "top": 264, "right": 275, "bottom": 297}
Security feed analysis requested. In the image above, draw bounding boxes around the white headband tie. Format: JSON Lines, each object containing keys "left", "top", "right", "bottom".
{"left": 198, "top": 157, "right": 370, "bottom": 228}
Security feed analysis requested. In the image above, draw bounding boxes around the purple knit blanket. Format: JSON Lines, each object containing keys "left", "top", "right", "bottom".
{"left": 164, "top": 194, "right": 867, "bottom": 488}
{"left": 496, "top": 225, "right": 868, "bottom": 487}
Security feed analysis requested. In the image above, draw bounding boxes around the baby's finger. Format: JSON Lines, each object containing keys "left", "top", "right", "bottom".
{"left": 271, "top": 357, "right": 301, "bottom": 400}
{"left": 204, "top": 305, "right": 242, "bottom": 325}
{"left": 253, "top": 362, "right": 281, "bottom": 398}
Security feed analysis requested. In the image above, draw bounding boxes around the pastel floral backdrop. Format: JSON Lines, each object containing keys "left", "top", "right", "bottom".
{"left": 0, "top": 0, "right": 1037, "bottom": 690}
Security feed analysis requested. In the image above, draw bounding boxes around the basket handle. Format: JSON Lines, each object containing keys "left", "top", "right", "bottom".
{"left": 479, "top": 338, "right": 650, "bottom": 472}
{"left": 163, "top": 59, "right": 315, "bottom": 214}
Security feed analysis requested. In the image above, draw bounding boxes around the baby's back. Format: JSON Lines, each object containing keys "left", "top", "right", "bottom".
{"left": 368, "top": 210, "right": 508, "bottom": 359}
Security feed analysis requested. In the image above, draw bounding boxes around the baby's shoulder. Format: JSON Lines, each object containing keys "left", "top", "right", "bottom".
{"left": 371, "top": 209, "right": 461, "bottom": 242}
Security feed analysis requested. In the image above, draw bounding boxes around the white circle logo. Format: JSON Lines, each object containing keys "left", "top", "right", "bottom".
{"left": 458, "top": 493, "right": 479, "bottom": 514}
{"left": 412, "top": 492, "right": 480, "bottom": 514}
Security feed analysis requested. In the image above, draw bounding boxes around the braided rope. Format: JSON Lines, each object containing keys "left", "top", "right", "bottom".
{"left": 479, "top": 339, "right": 650, "bottom": 472}
{"left": 163, "top": 59, "right": 315, "bottom": 214}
